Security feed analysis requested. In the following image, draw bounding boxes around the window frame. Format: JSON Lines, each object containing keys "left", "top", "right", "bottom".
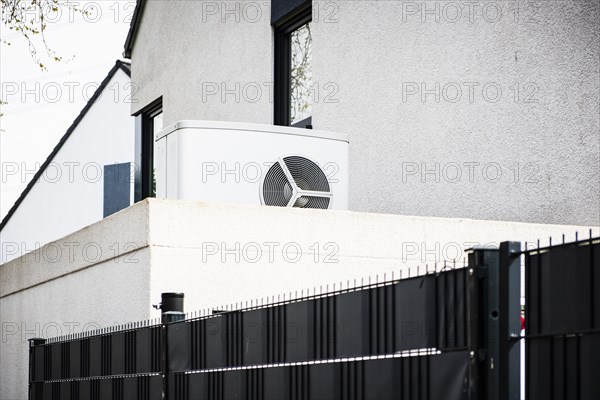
{"left": 134, "top": 97, "right": 162, "bottom": 201}
{"left": 274, "top": 4, "right": 312, "bottom": 128}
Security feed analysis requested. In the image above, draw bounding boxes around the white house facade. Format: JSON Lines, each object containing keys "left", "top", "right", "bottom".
{"left": 0, "top": 1, "right": 599, "bottom": 398}
{"left": 124, "top": 0, "right": 599, "bottom": 226}
{"left": 0, "top": 61, "right": 136, "bottom": 263}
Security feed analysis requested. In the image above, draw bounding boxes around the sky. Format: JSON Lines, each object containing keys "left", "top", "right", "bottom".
{"left": 0, "top": 1, "right": 133, "bottom": 219}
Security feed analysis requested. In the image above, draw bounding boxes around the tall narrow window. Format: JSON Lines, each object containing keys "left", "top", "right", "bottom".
{"left": 135, "top": 98, "right": 162, "bottom": 201}
{"left": 274, "top": 5, "right": 312, "bottom": 128}
{"left": 290, "top": 21, "right": 312, "bottom": 126}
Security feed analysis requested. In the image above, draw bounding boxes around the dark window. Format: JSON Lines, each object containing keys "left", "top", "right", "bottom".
{"left": 103, "top": 162, "right": 132, "bottom": 217}
{"left": 135, "top": 98, "right": 162, "bottom": 201}
{"left": 274, "top": 4, "right": 312, "bottom": 128}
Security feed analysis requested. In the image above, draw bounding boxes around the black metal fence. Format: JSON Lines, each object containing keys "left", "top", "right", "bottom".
{"left": 29, "top": 268, "right": 471, "bottom": 400}
{"left": 28, "top": 236, "right": 600, "bottom": 399}
{"left": 524, "top": 235, "right": 600, "bottom": 399}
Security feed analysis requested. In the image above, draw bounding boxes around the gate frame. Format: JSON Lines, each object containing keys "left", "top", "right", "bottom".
{"left": 467, "top": 242, "right": 521, "bottom": 400}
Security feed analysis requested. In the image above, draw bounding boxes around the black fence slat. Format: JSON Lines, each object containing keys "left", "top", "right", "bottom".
{"left": 205, "top": 316, "right": 227, "bottom": 369}
{"left": 43, "top": 345, "right": 51, "bottom": 381}
{"left": 266, "top": 306, "right": 285, "bottom": 364}
{"left": 33, "top": 346, "right": 45, "bottom": 382}
{"left": 168, "top": 373, "right": 188, "bottom": 400}
{"left": 552, "top": 337, "right": 565, "bottom": 397}
{"left": 113, "top": 378, "right": 123, "bottom": 400}
{"left": 111, "top": 332, "right": 126, "bottom": 375}
{"left": 525, "top": 239, "right": 600, "bottom": 400}
{"left": 135, "top": 328, "right": 155, "bottom": 373}
{"left": 456, "top": 269, "right": 467, "bottom": 348}
{"left": 395, "top": 276, "right": 436, "bottom": 351}
{"left": 80, "top": 339, "right": 90, "bottom": 378}
{"left": 149, "top": 375, "right": 163, "bottom": 400}
{"left": 428, "top": 350, "right": 469, "bottom": 400}
{"left": 309, "top": 362, "right": 341, "bottom": 399}
{"left": 98, "top": 378, "right": 111, "bottom": 400}
{"left": 377, "top": 287, "right": 387, "bottom": 354}
{"left": 527, "top": 337, "right": 551, "bottom": 399}
{"left": 593, "top": 243, "right": 600, "bottom": 329}
{"left": 60, "top": 343, "right": 69, "bottom": 379}
{"left": 91, "top": 380, "right": 100, "bottom": 400}
{"left": 102, "top": 335, "right": 112, "bottom": 376}
{"left": 328, "top": 295, "right": 337, "bottom": 358}
{"left": 242, "top": 308, "right": 268, "bottom": 366}
{"left": 122, "top": 375, "right": 138, "bottom": 400}
{"left": 227, "top": 311, "right": 243, "bottom": 367}
{"left": 565, "top": 337, "right": 579, "bottom": 400}
{"left": 190, "top": 319, "right": 204, "bottom": 370}
{"left": 88, "top": 337, "right": 102, "bottom": 377}
{"left": 446, "top": 271, "right": 456, "bottom": 348}
{"left": 188, "top": 372, "right": 208, "bottom": 400}
{"left": 59, "top": 382, "right": 70, "bottom": 400}
{"left": 264, "top": 366, "right": 289, "bottom": 400}
{"left": 30, "top": 382, "right": 42, "bottom": 400}
{"left": 530, "top": 243, "right": 597, "bottom": 334}
{"left": 579, "top": 332, "right": 600, "bottom": 399}
{"left": 285, "top": 300, "right": 315, "bottom": 362}
{"left": 79, "top": 380, "right": 90, "bottom": 400}
{"left": 315, "top": 296, "right": 335, "bottom": 359}
{"left": 41, "top": 381, "right": 51, "bottom": 400}
{"left": 363, "top": 358, "right": 397, "bottom": 400}
{"left": 167, "top": 322, "right": 191, "bottom": 373}
{"left": 124, "top": 330, "right": 136, "bottom": 374}
{"left": 223, "top": 370, "right": 245, "bottom": 400}
{"left": 335, "top": 290, "right": 369, "bottom": 357}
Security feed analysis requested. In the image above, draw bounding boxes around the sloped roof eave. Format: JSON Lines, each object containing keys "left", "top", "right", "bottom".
{"left": 122, "top": 0, "right": 146, "bottom": 59}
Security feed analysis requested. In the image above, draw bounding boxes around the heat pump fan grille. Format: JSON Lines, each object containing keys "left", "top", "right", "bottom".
{"left": 262, "top": 156, "right": 332, "bottom": 209}
{"left": 293, "top": 196, "right": 331, "bottom": 209}
{"left": 262, "top": 161, "right": 293, "bottom": 207}
{"left": 283, "top": 156, "right": 330, "bottom": 192}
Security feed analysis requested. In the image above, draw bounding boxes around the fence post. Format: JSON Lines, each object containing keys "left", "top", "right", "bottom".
{"left": 499, "top": 242, "right": 522, "bottom": 400}
{"left": 28, "top": 337, "right": 46, "bottom": 400}
{"left": 467, "top": 242, "right": 521, "bottom": 400}
{"left": 160, "top": 293, "right": 185, "bottom": 400}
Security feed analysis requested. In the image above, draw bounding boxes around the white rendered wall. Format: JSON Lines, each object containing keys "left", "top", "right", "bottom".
{"left": 130, "top": 0, "right": 273, "bottom": 124}
{"left": 146, "top": 199, "right": 599, "bottom": 312}
{"left": 0, "top": 203, "right": 151, "bottom": 400}
{"left": 130, "top": 0, "right": 600, "bottom": 226}
{"left": 0, "top": 69, "right": 135, "bottom": 263}
{"left": 2, "top": 198, "right": 598, "bottom": 399}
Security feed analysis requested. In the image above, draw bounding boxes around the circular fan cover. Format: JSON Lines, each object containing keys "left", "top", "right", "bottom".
{"left": 261, "top": 156, "right": 332, "bottom": 209}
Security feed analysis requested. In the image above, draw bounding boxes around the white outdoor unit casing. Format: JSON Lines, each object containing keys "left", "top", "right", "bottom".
{"left": 154, "top": 120, "right": 349, "bottom": 210}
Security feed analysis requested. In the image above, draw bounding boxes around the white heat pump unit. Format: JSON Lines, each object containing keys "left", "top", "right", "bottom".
{"left": 154, "top": 120, "right": 349, "bottom": 210}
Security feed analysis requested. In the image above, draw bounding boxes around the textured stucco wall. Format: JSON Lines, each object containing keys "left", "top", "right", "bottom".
{"left": 130, "top": 0, "right": 599, "bottom": 226}
{"left": 130, "top": 0, "right": 273, "bottom": 124}
{"left": 312, "top": 0, "right": 600, "bottom": 225}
